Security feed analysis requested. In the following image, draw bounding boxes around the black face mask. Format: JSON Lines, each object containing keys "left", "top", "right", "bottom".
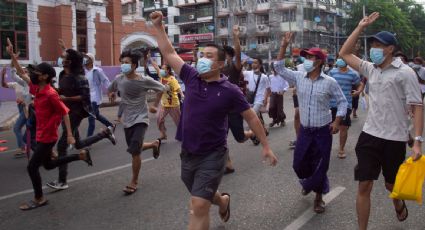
{"left": 30, "top": 73, "right": 40, "bottom": 85}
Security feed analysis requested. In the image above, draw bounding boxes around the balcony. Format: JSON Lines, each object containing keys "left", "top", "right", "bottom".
{"left": 256, "top": 43, "right": 270, "bottom": 53}
{"left": 255, "top": 2, "right": 271, "bottom": 13}
{"left": 255, "top": 24, "right": 270, "bottom": 34}
{"left": 239, "top": 26, "right": 247, "bottom": 35}
{"left": 217, "top": 27, "right": 229, "bottom": 37}
{"left": 176, "top": 0, "right": 211, "bottom": 7}
{"left": 279, "top": 22, "right": 301, "bottom": 32}
{"left": 276, "top": 2, "right": 297, "bottom": 10}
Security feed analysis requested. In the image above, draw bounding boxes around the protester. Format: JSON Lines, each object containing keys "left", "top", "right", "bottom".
{"left": 268, "top": 63, "right": 289, "bottom": 127}
{"left": 275, "top": 32, "right": 347, "bottom": 214}
{"left": 339, "top": 12, "right": 423, "bottom": 229}
{"left": 108, "top": 50, "right": 165, "bottom": 195}
{"left": 150, "top": 11, "right": 277, "bottom": 229}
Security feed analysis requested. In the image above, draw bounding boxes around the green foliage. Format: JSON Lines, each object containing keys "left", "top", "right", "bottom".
{"left": 347, "top": 0, "right": 425, "bottom": 57}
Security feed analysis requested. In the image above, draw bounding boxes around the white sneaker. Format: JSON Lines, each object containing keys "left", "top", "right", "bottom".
{"left": 46, "top": 181, "right": 69, "bottom": 190}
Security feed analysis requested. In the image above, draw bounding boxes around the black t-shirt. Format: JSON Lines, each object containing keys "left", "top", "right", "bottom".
{"left": 59, "top": 73, "right": 86, "bottom": 116}
{"left": 222, "top": 63, "right": 242, "bottom": 85}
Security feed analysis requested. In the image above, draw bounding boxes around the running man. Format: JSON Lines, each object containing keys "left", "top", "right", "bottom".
{"left": 339, "top": 12, "right": 423, "bottom": 229}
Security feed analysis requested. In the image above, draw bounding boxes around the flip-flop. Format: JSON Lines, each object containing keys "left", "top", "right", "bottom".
{"left": 219, "top": 193, "right": 231, "bottom": 223}
{"left": 153, "top": 139, "right": 161, "bottom": 159}
{"left": 314, "top": 199, "right": 325, "bottom": 214}
{"left": 337, "top": 151, "right": 346, "bottom": 159}
{"left": 82, "top": 149, "right": 93, "bottom": 166}
{"left": 19, "top": 200, "right": 48, "bottom": 211}
{"left": 123, "top": 186, "right": 137, "bottom": 195}
{"left": 395, "top": 200, "right": 408, "bottom": 222}
{"left": 0, "top": 140, "right": 7, "bottom": 143}
{"left": 0, "top": 146, "right": 9, "bottom": 152}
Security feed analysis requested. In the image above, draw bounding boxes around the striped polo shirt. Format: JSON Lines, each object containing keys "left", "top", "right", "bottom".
{"left": 329, "top": 68, "right": 360, "bottom": 109}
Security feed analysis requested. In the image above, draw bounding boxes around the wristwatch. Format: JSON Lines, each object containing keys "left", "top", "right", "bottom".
{"left": 414, "top": 136, "right": 424, "bottom": 143}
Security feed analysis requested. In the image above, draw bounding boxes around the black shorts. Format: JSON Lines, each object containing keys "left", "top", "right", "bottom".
{"left": 180, "top": 147, "right": 227, "bottom": 202}
{"left": 331, "top": 108, "right": 352, "bottom": 127}
{"left": 228, "top": 113, "right": 245, "bottom": 143}
{"left": 352, "top": 96, "right": 359, "bottom": 110}
{"left": 293, "top": 94, "right": 299, "bottom": 108}
{"left": 124, "top": 123, "right": 148, "bottom": 155}
{"left": 354, "top": 132, "right": 406, "bottom": 184}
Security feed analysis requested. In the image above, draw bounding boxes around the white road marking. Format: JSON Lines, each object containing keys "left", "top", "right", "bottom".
{"left": 0, "top": 157, "right": 154, "bottom": 201}
{"left": 283, "top": 186, "right": 346, "bottom": 230}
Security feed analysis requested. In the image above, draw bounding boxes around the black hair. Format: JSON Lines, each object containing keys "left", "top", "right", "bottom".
{"left": 205, "top": 44, "right": 226, "bottom": 61}
{"left": 252, "top": 57, "right": 265, "bottom": 73}
{"left": 223, "top": 45, "right": 235, "bottom": 57}
{"left": 164, "top": 64, "right": 172, "bottom": 75}
{"left": 65, "top": 49, "right": 84, "bottom": 75}
{"left": 120, "top": 50, "right": 142, "bottom": 68}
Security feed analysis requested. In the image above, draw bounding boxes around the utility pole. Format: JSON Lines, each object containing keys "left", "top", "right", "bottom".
{"left": 363, "top": 4, "right": 367, "bottom": 60}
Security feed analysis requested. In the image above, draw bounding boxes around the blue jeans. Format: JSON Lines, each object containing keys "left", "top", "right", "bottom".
{"left": 14, "top": 104, "right": 27, "bottom": 149}
{"left": 87, "top": 102, "right": 113, "bottom": 137}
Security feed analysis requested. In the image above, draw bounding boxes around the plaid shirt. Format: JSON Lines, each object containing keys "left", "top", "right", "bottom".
{"left": 58, "top": 72, "right": 93, "bottom": 118}
{"left": 274, "top": 60, "right": 347, "bottom": 127}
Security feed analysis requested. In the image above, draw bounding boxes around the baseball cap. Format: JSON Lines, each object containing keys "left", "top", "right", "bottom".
{"left": 28, "top": 63, "right": 56, "bottom": 79}
{"left": 300, "top": 47, "right": 327, "bottom": 61}
{"left": 367, "top": 31, "right": 398, "bottom": 46}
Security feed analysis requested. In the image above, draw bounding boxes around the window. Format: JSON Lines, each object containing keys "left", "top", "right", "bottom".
{"left": 257, "top": 36, "right": 269, "bottom": 44}
{"left": 282, "top": 9, "right": 296, "bottom": 22}
{"left": 257, "top": 15, "right": 269, "bottom": 25}
{"left": 76, "top": 10, "right": 87, "bottom": 53}
{"left": 238, "top": 16, "right": 247, "bottom": 25}
{"left": 239, "top": 0, "right": 247, "bottom": 7}
{"left": 257, "top": 0, "right": 268, "bottom": 3}
{"left": 219, "top": 18, "right": 228, "bottom": 28}
{"left": 240, "top": 38, "right": 247, "bottom": 46}
{"left": 220, "top": 0, "right": 228, "bottom": 8}
{"left": 0, "top": 1, "right": 27, "bottom": 59}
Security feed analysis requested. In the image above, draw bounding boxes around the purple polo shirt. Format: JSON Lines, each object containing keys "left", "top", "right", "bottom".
{"left": 176, "top": 64, "right": 250, "bottom": 154}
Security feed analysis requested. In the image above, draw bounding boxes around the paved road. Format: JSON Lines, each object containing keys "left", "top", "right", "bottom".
{"left": 0, "top": 95, "right": 424, "bottom": 230}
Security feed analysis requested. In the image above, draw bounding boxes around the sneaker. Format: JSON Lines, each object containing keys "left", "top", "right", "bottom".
{"left": 46, "top": 181, "right": 69, "bottom": 190}
{"left": 250, "top": 136, "right": 260, "bottom": 146}
{"left": 104, "top": 128, "right": 117, "bottom": 145}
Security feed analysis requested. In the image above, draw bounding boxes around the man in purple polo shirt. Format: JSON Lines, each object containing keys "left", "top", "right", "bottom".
{"left": 150, "top": 11, "right": 278, "bottom": 229}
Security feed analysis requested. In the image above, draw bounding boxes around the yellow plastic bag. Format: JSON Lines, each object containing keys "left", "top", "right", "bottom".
{"left": 390, "top": 156, "right": 425, "bottom": 204}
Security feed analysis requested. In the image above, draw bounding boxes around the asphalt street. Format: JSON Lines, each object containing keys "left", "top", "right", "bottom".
{"left": 0, "top": 95, "right": 424, "bottom": 230}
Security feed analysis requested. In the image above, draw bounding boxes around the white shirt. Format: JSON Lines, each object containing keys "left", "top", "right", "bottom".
{"left": 85, "top": 66, "right": 110, "bottom": 105}
{"left": 243, "top": 70, "right": 270, "bottom": 105}
{"left": 269, "top": 74, "right": 289, "bottom": 93}
{"left": 296, "top": 63, "right": 306, "bottom": 73}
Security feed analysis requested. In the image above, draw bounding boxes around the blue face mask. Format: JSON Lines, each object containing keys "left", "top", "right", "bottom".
{"left": 303, "top": 59, "right": 315, "bottom": 73}
{"left": 121, "top": 64, "right": 132, "bottom": 75}
{"left": 370, "top": 48, "right": 385, "bottom": 65}
{"left": 336, "top": 59, "right": 347, "bottom": 68}
{"left": 196, "top": 58, "right": 213, "bottom": 74}
{"left": 57, "top": 57, "right": 63, "bottom": 67}
{"left": 160, "top": 69, "right": 167, "bottom": 77}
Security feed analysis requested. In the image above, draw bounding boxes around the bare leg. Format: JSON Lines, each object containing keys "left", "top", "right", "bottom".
{"left": 385, "top": 183, "right": 408, "bottom": 220}
{"left": 339, "top": 125, "right": 348, "bottom": 154}
{"left": 294, "top": 108, "right": 300, "bottom": 137}
{"left": 189, "top": 196, "right": 212, "bottom": 230}
{"left": 142, "top": 140, "right": 160, "bottom": 151}
{"left": 357, "top": 181, "right": 373, "bottom": 230}
{"left": 130, "top": 154, "right": 141, "bottom": 187}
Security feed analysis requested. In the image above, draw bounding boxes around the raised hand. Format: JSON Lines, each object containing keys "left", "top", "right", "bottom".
{"left": 150, "top": 11, "right": 164, "bottom": 28}
{"left": 6, "top": 38, "right": 15, "bottom": 56}
{"left": 281, "top": 32, "right": 293, "bottom": 46}
{"left": 58, "top": 39, "right": 66, "bottom": 49}
{"left": 358, "top": 12, "right": 380, "bottom": 28}
{"left": 233, "top": 25, "right": 240, "bottom": 37}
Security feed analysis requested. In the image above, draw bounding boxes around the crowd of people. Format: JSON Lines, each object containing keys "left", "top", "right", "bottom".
{"left": 1, "top": 10, "right": 424, "bottom": 230}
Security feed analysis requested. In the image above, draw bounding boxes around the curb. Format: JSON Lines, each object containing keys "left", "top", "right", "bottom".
{"left": 0, "top": 113, "right": 19, "bottom": 132}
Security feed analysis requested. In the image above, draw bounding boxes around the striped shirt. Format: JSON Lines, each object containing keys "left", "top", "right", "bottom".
{"left": 274, "top": 60, "right": 347, "bottom": 127}
{"left": 329, "top": 68, "right": 360, "bottom": 109}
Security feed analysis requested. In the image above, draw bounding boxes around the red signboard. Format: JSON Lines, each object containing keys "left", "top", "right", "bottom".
{"left": 179, "top": 33, "right": 214, "bottom": 43}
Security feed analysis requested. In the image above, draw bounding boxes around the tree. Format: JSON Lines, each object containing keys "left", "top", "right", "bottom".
{"left": 346, "top": 0, "right": 420, "bottom": 57}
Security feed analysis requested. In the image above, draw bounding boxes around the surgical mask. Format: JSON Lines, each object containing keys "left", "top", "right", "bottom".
{"left": 196, "top": 58, "right": 213, "bottom": 74}
{"left": 370, "top": 48, "right": 385, "bottom": 65}
{"left": 57, "top": 57, "right": 63, "bottom": 67}
{"left": 160, "top": 69, "right": 167, "bottom": 77}
{"left": 412, "top": 64, "right": 421, "bottom": 71}
{"left": 324, "top": 66, "right": 330, "bottom": 73}
{"left": 30, "top": 73, "right": 39, "bottom": 85}
{"left": 303, "top": 59, "right": 315, "bottom": 73}
{"left": 336, "top": 59, "right": 347, "bottom": 68}
{"left": 121, "top": 64, "right": 132, "bottom": 74}
{"left": 83, "top": 58, "right": 88, "bottom": 65}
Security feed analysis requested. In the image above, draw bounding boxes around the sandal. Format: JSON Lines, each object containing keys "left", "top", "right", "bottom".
{"left": 19, "top": 200, "right": 48, "bottom": 211}
{"left": 153, "top": 139, "right": 161, "bottom": 159}
{"left": 313, "top": 199, "right": 325, "bottom": 214}
{"left": 219, "top": 193, "right": 231, "bottom": 222}
{"left": 395, "top": 200, "right": 408, "bottom": 222}
{"left": 123, "top": 186, "right": 138, "bottom": 195}
{"left": 82, "top": 149, "right": 93, "bottom": 166}
{"left": 337, "top": 151, "right": 346, "bottom": 159}
{"left": 224, "top": 167, "right": 235, "bottom": 175}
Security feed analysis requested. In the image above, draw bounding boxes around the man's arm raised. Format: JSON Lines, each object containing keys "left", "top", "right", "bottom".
{"left": 339, "top": 12, "right": 380, "bottom": 72}
{"left": 150, "top": 11, "right": 184, "bottom": 76}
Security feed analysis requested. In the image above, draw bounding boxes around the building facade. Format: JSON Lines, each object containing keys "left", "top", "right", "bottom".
{"left": 215, "top": 0, "right": 353, "bottom": 60}
{"left": 0, "top": 0, "right": 159, "bottom": 66}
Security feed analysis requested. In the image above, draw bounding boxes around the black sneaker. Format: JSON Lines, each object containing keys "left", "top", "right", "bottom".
{"left": 104, "top": 128, "right": 116, "bottom": 145}
{"left": 250, "top": 136, "right": 260, "bottom": 146}
{"left": 46, "top": 181, "right": 69, "bottom": 190}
